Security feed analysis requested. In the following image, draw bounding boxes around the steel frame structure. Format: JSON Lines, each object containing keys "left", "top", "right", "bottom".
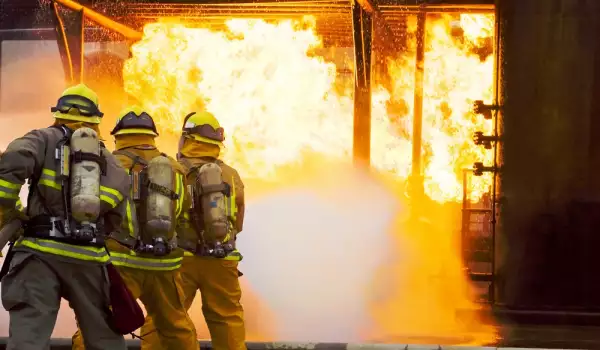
{"left": 0, "top": 0, "right": 498, "bottom": 299}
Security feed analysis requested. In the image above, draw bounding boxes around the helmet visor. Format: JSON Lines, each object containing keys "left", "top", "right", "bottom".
{"left": 183, "top": 124, "right": 225, "bottom": 142}
{"left": 51, "top": 95, "right": 104, "bottom": 117}
{"left": 111, "top": 111, "right": 158, "bottom": 135}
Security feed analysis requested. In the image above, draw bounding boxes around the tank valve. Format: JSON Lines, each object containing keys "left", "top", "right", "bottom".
{"left": 73, "top": 222, "right": 95, "bottom": 242}
{"left": 152, "top": 237, "right": 169, "bottom": 256}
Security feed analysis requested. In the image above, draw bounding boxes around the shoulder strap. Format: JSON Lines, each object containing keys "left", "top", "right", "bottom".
{"left": 113, "top": 149, "right": 148, "bottom": 171}
{"left": 179, "top": 158, "right": 196, "bottom": 175}
{"left": 180, "top": 157, "right": 222, "bottom": 175}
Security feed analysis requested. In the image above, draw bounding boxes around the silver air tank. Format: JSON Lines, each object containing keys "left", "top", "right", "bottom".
{"left": 70, "top": 127, "right": 101, "bottom": 240}
{"left": 144, "top": 155, "right": 175, "bottom": 255}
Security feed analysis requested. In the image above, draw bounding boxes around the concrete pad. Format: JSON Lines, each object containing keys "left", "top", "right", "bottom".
{"left": 347, "top": 345, "right": 408, "bottom": 350}
{"left": 406, "top": 345, "right": 442, "bottom": 350}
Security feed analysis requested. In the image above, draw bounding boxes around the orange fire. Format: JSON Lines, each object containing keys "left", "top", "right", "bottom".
{"left": 123, "top": 12, "right": 497, "bottom": 344}
{"left": 124, "top": 14, "right": 494, "bottom": 203}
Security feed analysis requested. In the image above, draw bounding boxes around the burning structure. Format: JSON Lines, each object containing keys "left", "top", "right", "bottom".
{"left": 1, "top": 0, "right": 600, "bottom": 348}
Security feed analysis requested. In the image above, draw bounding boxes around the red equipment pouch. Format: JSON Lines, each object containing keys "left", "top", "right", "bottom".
{"left": 105, "top": 263, "right": 145, "bottom": 335}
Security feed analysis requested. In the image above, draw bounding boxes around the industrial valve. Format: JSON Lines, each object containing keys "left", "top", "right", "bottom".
{"left": 473, "top": 131, "right": 499, "bottom": 149}
{"left": 473, "top": 162, "right": 497, "bottom": 176}
{"left": 473, "top": 100, "right": 499, "bottom": 120}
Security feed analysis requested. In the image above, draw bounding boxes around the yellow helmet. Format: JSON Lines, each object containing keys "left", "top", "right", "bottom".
{"left": 51, "top": 84, "right": 103, "bottom": 124}
{"left": 111, "top": 106, "right": 159, "bottom": 137}
{"left": 181, "top": 111, "right": 224, "bottom": 147}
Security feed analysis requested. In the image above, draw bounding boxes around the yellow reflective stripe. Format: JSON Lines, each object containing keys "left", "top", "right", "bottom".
{"left": 42, "top": 169, "right": 56, "bottom": 176}
{"left": 100, "top": 186, "right": 123, "bottom": 208}
{"left": 0, "top": 192, "right": 19, "bottom": 199}
{"left": 0, "top": 178, "right": 21, "bottom": 199}
{"left": 15, "top": 237, "right": 109, "bottom": 263}
{"left": 39, "top": 179, "right": 61, "bottom": 190}
{"left": 225, "top": 250, "right": 243, "bottom": 261}
{"left": 39, "top": 168, "right": 61, "bottom": 190}
{"left": 125, "top": 200, "right": 135, "bottom": 236}
{"left": 182, "top": 249, "right": 242, "bottom": 261}
{"left": 100, "top": 186, "right": 124, "bottom": 202}
{"left": 100, "top": 195, "right": 117, "bottom": 208}
{"left": 230, "top": 175, "right": 237, "bottom": 219}
{"left": 109, "top": 251, "right": 182, "bottom": 271}
{"left": 15, "top": 199, "right": 23, "bottom": 211}
{"left": 0, "top": 179, "right": 20, "bottom": 190}
{"left": 175, "top": 173, "right": 183, "bottom": 218}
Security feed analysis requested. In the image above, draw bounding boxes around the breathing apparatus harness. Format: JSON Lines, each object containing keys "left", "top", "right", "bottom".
{"left": 112, "top": 148, "right": 179, "bottom": 256}
{"left": 23, "top": 125, "right": 107, "bottom": 246}
{"left": 181, "top": 157, "right": 234, "bottom": 258}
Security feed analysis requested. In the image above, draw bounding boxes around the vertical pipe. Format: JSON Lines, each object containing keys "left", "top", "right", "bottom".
{"left": 461, "top": 169, "right": 469, "bottom": 265}
{"left": 489, "top": 4, "right": 502, "bottom": 306}
{"left": 51, "top": 1, "right": 74, "bottom": 85}
{"left": 67, "top": 9, "right": 85, "bottom": 84}
{"left": 351, "top": 0, "right": 373, "bottom": 167}
{"left": 411, "top": 12, "right": 426, "bottom": 195}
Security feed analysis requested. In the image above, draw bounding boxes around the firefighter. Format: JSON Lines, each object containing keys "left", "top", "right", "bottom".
{"left": 0, "top": 84, "right": 129, "bottom": 350}
{"left": 71, "top": 106, "right": 198, "bottom": 349}
{"left": 141, "top": 111, "right": 246, "bottom": 350}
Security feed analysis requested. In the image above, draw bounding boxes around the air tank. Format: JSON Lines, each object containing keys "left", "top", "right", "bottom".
{"left": 70, "top": 127, "right": 101, "bottom": 224}
{"left": 198, "top": 163, "right": 228, "bottom": 244}
{"left": 144, "top": 155, "right": 175, "bottom": 242}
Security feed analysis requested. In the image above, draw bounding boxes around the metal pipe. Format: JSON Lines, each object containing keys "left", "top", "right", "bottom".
{"left": 68, "top": 9, "right": 85, "bottom": 84}
{"left": 53, "top": 0, "right": 142, "bottom": 41}
{"left": 489, "top": 2, "right": 501, "bottom": 306}
{"left": 351, "top": 0, "right": 373, "bottom": 167}
{"left": 410, "top": 11, "right": 426, "bottom": 194}
{"left": 52, "top": 1, "right": 74, "bottom": 85}
{"left": 461, "top": 169, "right": 469, "bottom": 264}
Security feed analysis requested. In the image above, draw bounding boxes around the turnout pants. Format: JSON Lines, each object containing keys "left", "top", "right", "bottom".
{"left": 72, "top": 266, "right": 198, "bottom": 349}
{"left": 1, "top": 251, "right": 127, "bottom": 350}
{"left": 141, "top": 257, "right": 246, "bottom": 350}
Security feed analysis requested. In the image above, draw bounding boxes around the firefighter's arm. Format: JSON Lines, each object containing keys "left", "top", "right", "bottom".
{"left": 175, "top": 172, "right": 197, "bottom": 252}
{"left": 233, "top": 171, "right": 245, "bottom": 233}
{"left": 0, "top": 130, "right": 45, "bottom": 221}
{"left": 101, "top": 151, "right": 134, "bottom": 243}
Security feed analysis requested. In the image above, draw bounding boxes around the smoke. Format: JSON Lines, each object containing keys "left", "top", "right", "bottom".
{"left": 236, "top": 160, "right": 401, "bottom": 342}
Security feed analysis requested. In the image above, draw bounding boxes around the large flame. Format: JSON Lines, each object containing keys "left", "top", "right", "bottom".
{"left": 123, "top": 13, "right": 497, "bottom": 343}
{"left": 124, "top": 14, "right": 494, "bottom": 203}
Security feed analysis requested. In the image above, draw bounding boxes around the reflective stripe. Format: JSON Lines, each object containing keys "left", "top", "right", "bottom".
{"left": 183, "top": 249, "right": 242, "bottom": 261}
{"left": 125, "top": 200, "right": 135, "bottom": 236}
{"left": 100, "top": 186, "right": 124, "bottom": 202}
{"left": 39, "top": 168, "right": 61, "bottom": 190}
{"left": 15, "top": 237, "right": 109, "bottom": 263}
{"left": 0, "top": 191, "right": 19, "bottom": 199}
{"left": 175, "top": 173, "right": 185, "bottom": 218}
{"left": 100, "top": 186, "right": 123, "bottom": 208}
{"left": 109, "top": 251, "right": 182, "bottom": 271}
{"left": 225, "top": 249, "right": 243, "bottom": 261}
{"left": 0, "top": 179, "right": 20, "bottom": 190}
{"left": 15, "top": 199, "right": 24, "bottom": 212}
{"left": 0, "top": 178, "right": 21, "bottom": 199}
